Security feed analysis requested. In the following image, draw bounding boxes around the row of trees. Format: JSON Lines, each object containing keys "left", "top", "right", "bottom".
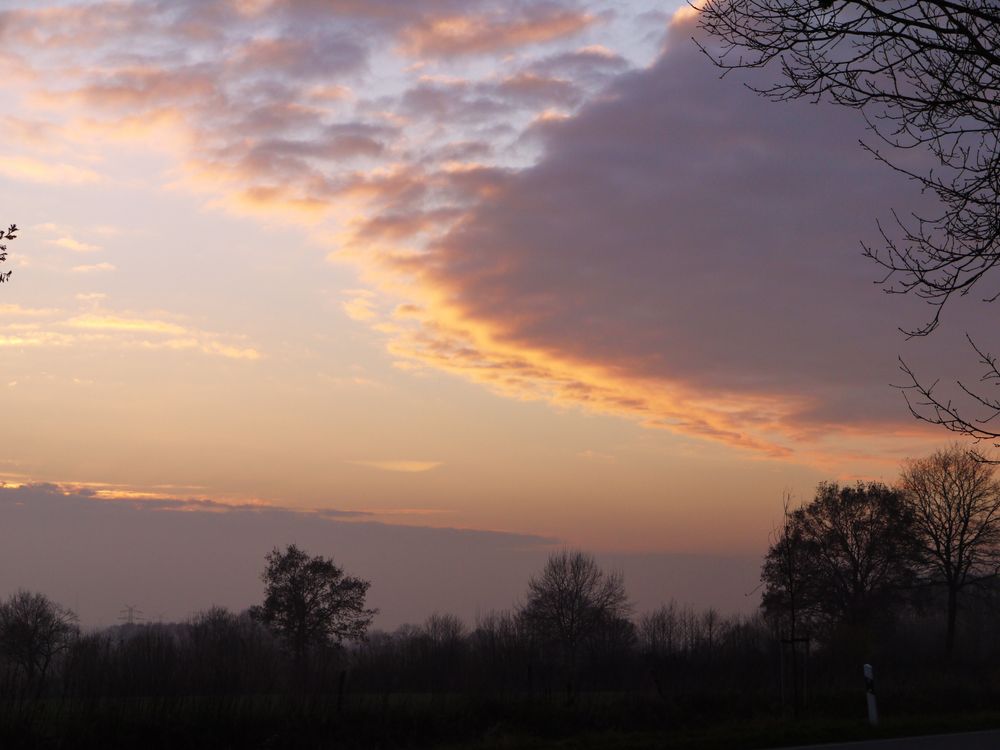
{"left": 4, "top": 446, "right": 1000, "bottom": 711}
{"left": 763, "top": 445, "right": 1000, "bottom": 657}
{"left": 0, "top": 548, "right": 663, "bottom": 703}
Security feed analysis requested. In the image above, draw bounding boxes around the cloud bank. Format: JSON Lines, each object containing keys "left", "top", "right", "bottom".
{"left": 1, "top": 1, "right": 972, "bottom": 460}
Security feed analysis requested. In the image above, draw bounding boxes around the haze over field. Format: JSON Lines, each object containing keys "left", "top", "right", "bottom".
{"left": 0, "top": 0, "right": 981, "bottom": 624}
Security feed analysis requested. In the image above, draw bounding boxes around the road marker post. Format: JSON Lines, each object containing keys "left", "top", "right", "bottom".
{"left": 864, "top": 663, "right": 878, "bottom": 726}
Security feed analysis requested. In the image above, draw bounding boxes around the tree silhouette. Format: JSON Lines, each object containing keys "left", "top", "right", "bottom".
{"left": 521, "top": 550, "right": 630, "bottom": 702}
{"left": 253, "top": 544, "right": 376, "bottom": 666}
{"left": 900, "top": 445, "right": 1000, "bottom": 656}
{"left": 0, "top": 590, "right": 77, "bottom": 699}
{"left": 0, "top": 224, "right": 17, "bottom": 284}
{"left": 762, "top": 483, "right": 917, "bottom": 634}
{"left": 697, "top": 0, "right": 1000, "bottom": 442}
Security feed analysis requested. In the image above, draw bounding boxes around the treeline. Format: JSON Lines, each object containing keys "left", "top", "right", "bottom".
{"left": 0, "top": 551, "right": 775, "bottom": 706}
{"left": 4, "top": 444, "right": 1000, "bottom": 746}
{"left": 1, "top": 602, "right": 770, "bottom": 702}
{"left": 5, "top": 584, "right": 1000, "bottom": 734}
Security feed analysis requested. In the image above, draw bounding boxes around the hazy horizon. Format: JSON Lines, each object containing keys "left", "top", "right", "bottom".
{"left": 0, "top": 483, "right": 761, "bottom": 629}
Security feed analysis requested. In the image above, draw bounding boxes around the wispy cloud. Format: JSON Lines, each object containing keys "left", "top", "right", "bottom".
{"left": 0, "top": 155, "right": 101, "bottom": 184}
{"left": 341, "top": 289, "right": 378, "bottom": 321}
{"left": 71, "top": 262, "right": 115, "bottom": 273}
{"left": 50, "top": 236, "right": 101, "bottom": 252}
{"left": 0, "top": 306, "right": 260, "bottom": 360}
{"left": 399, "top": 8, "right": 595, "bottom": 58}
{"left": 67, "top": 314, "right": 187, "bottom": 336}
{"left": 347, "top": 460, "right": 443, "bottom": 473}
{"left": 0, "top": 303, "right": 60, "bottom": 317}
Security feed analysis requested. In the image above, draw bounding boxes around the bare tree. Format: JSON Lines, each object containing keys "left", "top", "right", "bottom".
{"left": 0, "top": 224, "right": 16, "bottom": 284}
{"left": 900, "top": 445, "right": 1000, "bottom": 656}
{"left": 253, "top": 544, "right": 376, "bottom": 667}
{"left": 0, "top": 590, "right": 78, "bottom": 699}
{"left": 521, "top": 550, "right": 630, "bottom": 702}
{"left": 423, "top": 612, "right": 466, "bottom": 647}
{"left": 697, "top": 0, "right": 1000, "bottom": 441}
{"left": 760, "top": 495, "right": 822, "bottom": 715}
{"left": 638, "top": 601, "right": 682, "bottom": 658}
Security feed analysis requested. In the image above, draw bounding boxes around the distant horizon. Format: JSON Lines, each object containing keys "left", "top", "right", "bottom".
{"left": 0, "top": 482, "right": 761, "bottom": 630}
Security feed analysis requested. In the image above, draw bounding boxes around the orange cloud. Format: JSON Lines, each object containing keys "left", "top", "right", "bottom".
{"left": 0, "top": 308, "right": 261, "bottom": 361}
{"left": 74, "top": 67, "right": 219, "bottom": 111}
{"left": 376, "top": 305, "right": 800, "bottom": 457}
{"left": 341, "top": 290, "right": 378, "bottom": 321}
{"left": 399, "top": 9, "right": 595, "bottom": 57}
{"left": 347, "top": 460, "right": 443, "bottom": 473}
{"left": 0, "top": 155, "right": 101, "bottom": 184}
{"left": 50, "top": 236, "right": 101, "bottom": 252}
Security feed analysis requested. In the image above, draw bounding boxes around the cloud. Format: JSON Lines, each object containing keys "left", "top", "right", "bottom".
{"left": 493, "top": 72, "right": 580, "bottom": 108}
{"left": 398, "top": 7, "right": 595, "bottom": 57}
{"left": 75, "top": 66, "right": 220, "bottom": 111}
{"left": 347, "top": 460, "right": 443, "bottom": 473}
{"left": 231, "top": 32, "right": 368, "bottom": 80}
{"left": 0, "top": 304, "right": 59, "bottom": 318}
{"left": 529, "top": 45, "right": 629, "bottom": 85}
{"left": 0, "top": 155, "right": 101, "bottom": 184}
{"left": 67, "top": 314, "right": 187, "bottom": 335}
{"left": 71, "top": 262, "right": 116, "bottom": 273}
{"left": 0, "top": 307, "right": 261, "bottom": 360}
{"left": 336, "top": 11, "right": 964, "bottom": 458}
{"left": 341, "top": 289, "right": 379, "bottom": 321}
{"left": 50, "top": 236, "right": 102, "bottom": 252}
{"left": 0, "top": 0, "right": 960, "bottom": 461}
{"left": 64, "top": 313, "right": 261, "bottom": 360}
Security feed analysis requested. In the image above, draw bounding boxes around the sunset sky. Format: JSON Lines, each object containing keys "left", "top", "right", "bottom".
{"left": 0, "top": 0, "right": 982, "bottom": 625}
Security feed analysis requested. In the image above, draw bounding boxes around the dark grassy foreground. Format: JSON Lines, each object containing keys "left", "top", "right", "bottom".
{"left": 3, "top": 692, "right": 1000, "bottom": 750}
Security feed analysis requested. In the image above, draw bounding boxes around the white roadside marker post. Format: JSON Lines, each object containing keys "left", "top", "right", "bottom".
{"left": 864, "top": 663, "right": 878, "bottom": 726}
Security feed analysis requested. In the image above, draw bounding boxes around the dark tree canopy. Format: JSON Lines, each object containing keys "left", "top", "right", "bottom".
{"left": 762, "top": 482, "right": 918, "bottom": 634}
{"left": 254, "top": 544, "right": 376, "bottom": 662}
{"left": 0, "top": 590, "right": 77, "bottom": 696}
{"left": 697, "top": 0, "right": 1000, "bottom": 442}
{"left": 1, "top": 224, "right": 17, "bottom": 284}
{"left": 760, "top": 496, "right": 820, "bottom": 639}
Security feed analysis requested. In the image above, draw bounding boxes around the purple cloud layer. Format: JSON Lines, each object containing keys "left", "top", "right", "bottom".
{"left": 368, "top": 15, "right": 983, "bottom": 453}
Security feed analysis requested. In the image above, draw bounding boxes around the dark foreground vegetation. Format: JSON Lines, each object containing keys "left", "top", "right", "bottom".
{"left": 3, "top": 446, "right": 1000, "bottom": 748}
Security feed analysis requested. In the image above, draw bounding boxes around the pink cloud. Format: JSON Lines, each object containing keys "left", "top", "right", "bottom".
{"left": 398, "top": 7, "right": 595, "bottom": 57}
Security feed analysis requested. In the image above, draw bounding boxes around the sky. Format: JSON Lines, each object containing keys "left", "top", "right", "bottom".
{"left": 0, "top": 0, "right": 985, "bottom": 627}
